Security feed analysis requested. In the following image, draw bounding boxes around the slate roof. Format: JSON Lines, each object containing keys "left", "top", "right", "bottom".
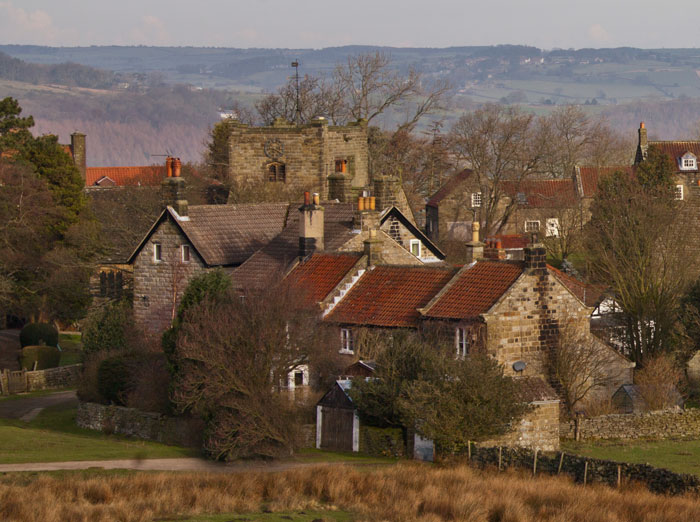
{"left": 324, "top": 265, "right": 456, "bottom": 327}
{"left": 128, "top": 203, "right": 289, "bottom": 267}
{"left": 285, "top": 253, "right": 362, "bottom": 306}
{"left": 233, "top": 202, "right": 356, "bottom": 290}
{"left": 426, "top": 168, "right": 474, "bottom": 207}
{"left": 422, "top": 260, "right": 523, "bottom": 319}
{"left": 576, "top": 165, "right": 635, "bottom": 198}
{"left": 86, "top": 166, "right": 167, "bottom": 187}
{"left": 517, "top": 376, "right": 558, "bottom": 403}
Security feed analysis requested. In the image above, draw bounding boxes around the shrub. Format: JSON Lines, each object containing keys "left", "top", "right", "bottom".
{"left": 19, "top": 323, "right": 58, "bottom": 348}
{"left": 635, "top": 355, "right": 685, "bottom": 410}
{"left": 77, "top": 350, "right": 114, "bottom": 403}
{"left": 20, "top": 345, "right": 61, "bottom": 370}
{"left": 82, "top": 300, "right": 133, "bottom": 353}
{"left": 97, "top": 356, "right": 131, "bottom": 405}
{"left": 92, "top": 351, "right": 171, "bottom": 408}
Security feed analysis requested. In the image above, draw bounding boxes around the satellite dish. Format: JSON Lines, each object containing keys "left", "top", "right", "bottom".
{"left": 513, "top": 361, "right": 527, "bottom": 373}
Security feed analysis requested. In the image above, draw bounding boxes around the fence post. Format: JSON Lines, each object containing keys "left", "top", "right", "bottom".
{"left": 498, "top": 446, "right": 502, "bottom": 471}
{"left": 467, "top": 440, "right": 471, "bottom": 461}
{"left": 558, "top": 452, "right": 565, "bottom": 474}
{"left": 617, "top": 465, "right": 621, "bottom": 488}
{"left": 533, "top": 449, "right": 538, "bottom": 476}
{"left": 583, "top": 460, "right": 588, "bottom": 487}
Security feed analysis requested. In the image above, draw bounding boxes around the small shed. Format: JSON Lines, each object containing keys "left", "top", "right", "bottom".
{"left": 316, "top": 380, "right": 359, "bottom": 452}
{"left": 612, "top": 384, "right": 647, "bottom": 414}
{"left": 340, "top": 360, "right": 376, "bottom": 379}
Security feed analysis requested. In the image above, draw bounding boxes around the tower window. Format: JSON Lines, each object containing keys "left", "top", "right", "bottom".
{"left": 268, "top": 163, "right": 286, "bottom": 182}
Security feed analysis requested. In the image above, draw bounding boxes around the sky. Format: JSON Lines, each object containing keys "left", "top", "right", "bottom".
{"left": 0, "top": 0, "right": 698, "bottom": 50}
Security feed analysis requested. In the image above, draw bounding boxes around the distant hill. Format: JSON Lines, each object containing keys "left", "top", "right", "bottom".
{"left": 2, "top": 44, "right": 700, "bottom": 165}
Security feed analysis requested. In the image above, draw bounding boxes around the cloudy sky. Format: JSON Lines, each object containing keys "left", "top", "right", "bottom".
{"left": 0, "top": 0, "right": 695, "bottom": 49}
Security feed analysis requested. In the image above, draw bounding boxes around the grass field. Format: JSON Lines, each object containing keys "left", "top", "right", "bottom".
{"left": 57, "top": 332, "right": 83, "bottom": 366}
{"left": 0, "top": 403, "right": 196, "bottom": 464}
{"left": 167, "top": 511, "right": 353, "bottom": 522}
{"left": 562, "top": 439, "right": 700, "bottom": 476}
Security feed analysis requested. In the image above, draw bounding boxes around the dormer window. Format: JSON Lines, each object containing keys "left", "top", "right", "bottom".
{"left": 680, "top": 153, "right": 697, "bottom": 171}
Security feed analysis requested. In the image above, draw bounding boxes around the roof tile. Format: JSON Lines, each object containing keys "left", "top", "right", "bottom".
{"left": 285, "top": 253, "right": 362, "bottom": 306}
{"left": 86, "top": 166, "right": 166, "bottom": 187}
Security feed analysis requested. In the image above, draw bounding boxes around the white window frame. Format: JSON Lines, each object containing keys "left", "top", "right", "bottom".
{"left": 340, "top": 328, "right": 354, "bottom": 354}
{"left": 545, "top": 218, "right": 560, "bottom": 237}
{"left": 409, "top": 239, "right": 422, "bottom": 258}
{"left": 471, "top": 192, "right": 482, "bottom": 208}
{"left": 181, "top": 244, "right": 191, "bottom": 263}
{"left": 675, "top": 184, "right": 684, "bottom": 201}
{"left": 681, "top": 155, "right": 697, "bottom": 171}
{"left": 525, "top": 220, "right": 540, "bottom": 233}
{"left": 153, "top": 242, "right": 162, "bottom": 263}
{"left": 455, "top": 326, "right": 469, "bottom": 357}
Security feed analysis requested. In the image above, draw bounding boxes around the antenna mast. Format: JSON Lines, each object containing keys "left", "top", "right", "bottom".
{"left": 291, "top": 60, "right": 301, "bottom": 125}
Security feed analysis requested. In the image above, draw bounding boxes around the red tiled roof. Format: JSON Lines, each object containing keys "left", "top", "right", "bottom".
{"left": 325, "top": 266, "right": 456, "bottom": 327}
{"left": 493, "top": 234, "right": 529, "bottom": 249}
{"left": 422, "top": 260, "right": 523, "bottom": 319}
{"left": 427, "top": 168, "right": 474, "bottom": 207}
{"left": 61, "top": 144, "right": 73, "bottom": 158}
{"left": 285, "top": 253, "right": 362, "bottom": 306}
{"left": 502, "top": 178, "right": 577, "bottom": 208}
{"left": 86, "top": 166, "right": 166, "bottom": 187}
{"left": 649, "top": 141, "right": 700, "bottom": 169}
{"left": 577, "top": 165, "right": 634, "bottom": 198}
{"left": 547, "top": 265, "right": 606, "bottom": 308}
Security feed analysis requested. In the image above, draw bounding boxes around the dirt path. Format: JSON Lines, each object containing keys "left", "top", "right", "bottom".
{"left": 0, "top": 458, "right": 327, "bottom": 474}
{"left": 0, "top": 390, "right": 78, "bottom": 421}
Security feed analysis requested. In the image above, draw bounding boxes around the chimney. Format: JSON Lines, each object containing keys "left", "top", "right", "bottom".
{"left": 524, "top": 234, "right": 547, "bottom": 274}
{"left": 70, "top": 132, "right": 86, "bottom": 181}
{"left": 635, "top": 121, "right": 648, "bottom": 164}
{"left": 465, "top": 222, "right": 484, "bottom": 262}
{"left": 373, "top": 175, "right": 400, "bottom": 210}
{"left": 483, "top": 238, "right": 506, "bottom": 260}
{"left": 353, "top": 195, "right": 380, "bottom": 231}
{"left": 161, "top": 157, "right": 188, "bottom": 216}
{"left": 299, "top": 191, "right": 324, "bottom": 258}
{"left": 328, "top": 171, "right": 351, "bottom": 202}
{"left": 363, "top": 229, "right": 382, "bottom": 266}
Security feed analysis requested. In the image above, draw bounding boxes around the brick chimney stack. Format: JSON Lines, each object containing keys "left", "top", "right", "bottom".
{"left": 465, "top": 222, "right": 484, "bottom": 263}
{"left": 70, "top": 132, "right": 86, "bottom": 181}
{"left": 483, "top": 238, "right": 506, "bottom": 260}
{"left": 299, "top": 191, "right": 324, "bottom": 258}
{"left": 524, "top": 234, "right": 547, "bottom": 274}
{"left": 161, "top": 156, "right": 188, "bottom": 217}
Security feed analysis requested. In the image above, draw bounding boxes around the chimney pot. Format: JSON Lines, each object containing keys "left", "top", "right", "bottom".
{"left": 369, "top": 196, "right": 376, "bottom": 210}
{"left": 495, "top": 239, "right": 502, "bottom": 249}
{"left": 640, "top": 122, "right": 645, "bottom": 129}
{"left": 166, "top": 157, "right": 173, "bottom": 177}
{"left": 358, "top": 197, "right": 365, "bottom": 211}
{"left": 172, "top": 158, "right": 182, "bottom": 178}
{"left": 304, "top": 191, "right": 311, "bottom": 206}
{"left": 313, "top": 192, "right": 320, "bottom": 206}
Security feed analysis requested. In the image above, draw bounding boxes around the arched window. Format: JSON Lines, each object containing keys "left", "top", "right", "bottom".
{"left": 268, "top": 162, "right": 286, "bottom": 182}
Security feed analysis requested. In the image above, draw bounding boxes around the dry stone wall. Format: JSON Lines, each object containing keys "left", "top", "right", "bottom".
{"left": 27, "top": 364, "right": 82, "bottom": 391}
{"left": 77, "top": 401, "right": 203, "bottom": 448}
{"left": 561, "top": 408, "right": 700, "bottom": 441}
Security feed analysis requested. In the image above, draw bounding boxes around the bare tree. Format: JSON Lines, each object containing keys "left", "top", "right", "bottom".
{"left": 171, "top": 280, "right": 339, "bottom": 460}
{"left": 550, "top": 319, "right": 626, "bottom": 416}
{"left": 449, "top": 104, "right": 541, "bottom": 237}
{"left": 635, "top": 355, "right": 684, "bottom": 411}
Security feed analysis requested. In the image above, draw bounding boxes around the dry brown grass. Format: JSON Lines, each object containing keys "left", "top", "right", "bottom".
{"left": 2, "top": 463, "right": 700, "bottom": 521}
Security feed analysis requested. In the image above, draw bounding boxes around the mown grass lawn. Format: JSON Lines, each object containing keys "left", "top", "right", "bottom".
{"left": 0, "top": 403, "right": 197, "bottom": 464}
{"left": 562, "top": 439, "right": 700, "bottom": 475}
{"left": 58, "top": 332, "right": 83, "bottom": 366}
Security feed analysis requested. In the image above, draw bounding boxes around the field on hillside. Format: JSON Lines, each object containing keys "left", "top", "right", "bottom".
{"left": 2, "top": 462, "right": 700, "bottom": 521}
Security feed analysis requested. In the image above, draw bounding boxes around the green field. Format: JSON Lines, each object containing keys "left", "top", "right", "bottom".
{"left": 562, "top": 439, "right": 700, "bottom": 475}
{"left": 58, "top": 332, "right": 83, "bottom": 366}
{"left": 0, "top": 402, "right": 196, "bottom": 464}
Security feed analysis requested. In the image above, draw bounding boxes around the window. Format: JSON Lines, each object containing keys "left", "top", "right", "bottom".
{"left": 471, "top": 192, "right": 482, "bottom": 207}
{"left": 340, "top": 328, "right": 354, "bottom": 354}
{"left": 268, "top": 163, "right": 286, "bottom": 182}
{"left": 681, "top": 154, "right": 697, "bottom": 170}
{"left": 153, "top": 242, "right": 162, "bottom": 262}
{"left": 546, "top": 218, "right": 560, "bottom": 237}
{"left": 675, "top": 185, "right": 684, "bottom": 201}
{"left": 181, "top": 244, "right": 191, "bottom": 263}
{"left": 335, "top": 159, "right": 347, "bottom": 173}
{"left": 410, "top": 239, "right": 422, "bottom": 258}
{"left": 525, "top": 220, "right": 540, "bottom": 233}
{"left": 455, "top": 327, "right": 469, "bottom": 357}
{"left": 294, "top": 371, "right": 304, "bottom": 387}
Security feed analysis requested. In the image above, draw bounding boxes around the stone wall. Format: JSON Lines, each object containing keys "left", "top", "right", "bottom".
{"left": 465, "top": 444, "right": 700, "bottom": 495}
{"left": 561, "top": 408, "right": 700, "bottom": 441}
{"left": 133, "top": 217, "right": 207, "bottom": 334}
{"left": 483, "top": 401, "right": 560, "bottom": 452}
{"left": 27, "top": 364, "right": 82, "bottom": 391}
{"left": 228, "top": 119, "right": 368, "bottom": 197}
{"left": 76, "top": 401, "right": 203, "bottom": 448}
